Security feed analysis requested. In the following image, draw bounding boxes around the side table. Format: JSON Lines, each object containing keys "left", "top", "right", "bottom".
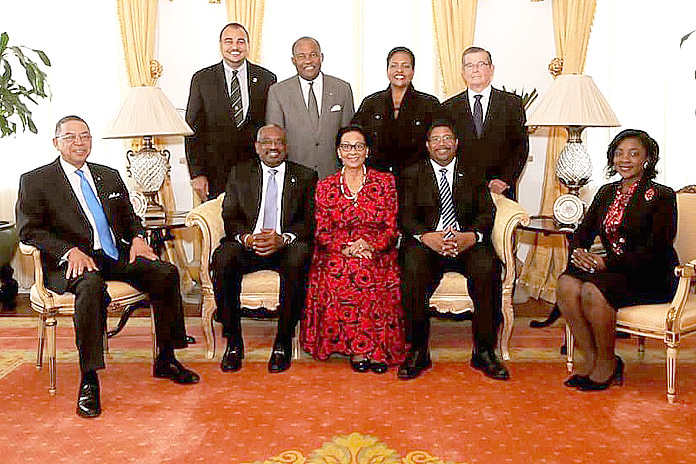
{"left": 518, "top": 216, "right": 572, "bottom": 328}
{"left": 107, "top": 211, "right": 196, "bottom": 343}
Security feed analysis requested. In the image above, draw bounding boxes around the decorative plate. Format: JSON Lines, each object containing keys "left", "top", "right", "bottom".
{"left": 553, "top": 193, "right": 584, "bottom": 226}
{"left": 129, "top": 191, "right": 148, "bottom": 217}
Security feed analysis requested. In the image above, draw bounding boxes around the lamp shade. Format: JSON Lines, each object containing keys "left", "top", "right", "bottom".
{"left": 526, "top": 74, "right": 620, "bottom": 127}
{"left": 102, "top": 86, "right": 193, "bottom": 138}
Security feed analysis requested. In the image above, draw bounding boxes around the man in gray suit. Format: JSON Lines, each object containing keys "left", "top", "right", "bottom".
{"left": 266, "top": 37, "right": 354, "bottom": 179}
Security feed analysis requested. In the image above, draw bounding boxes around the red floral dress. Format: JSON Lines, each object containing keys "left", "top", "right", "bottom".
{"left": 301, "top": 169, "right": 407, "bottom": 365}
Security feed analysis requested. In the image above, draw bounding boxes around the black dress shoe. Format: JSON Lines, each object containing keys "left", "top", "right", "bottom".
{"left": 268, "top": 341, "right": 291, "bottom": 373}
{"left": 76, "top": 379, "right": 101, "bottom": 418}
{"left": 471, "top": 349, "right": 510, "bottom": 381}
{"left": 350, "top": 357, "right": 371, "bottom": 373}
{"left": 563, "top": 374, "right": 590, "bottom": 388}
{"left": 154, "top": 358, "right": 200, "bottom": 384}
{"left": 398, "top": 347, "right": 432, "bottom": 380}
{"left": 370, "top": 361, "right": 388, "bottom": 374}
{"left": 578, "top": 356, "right": 624, "bottom": 392}
{"left": 220, "top": 342, "right": 244, "bottom": 372}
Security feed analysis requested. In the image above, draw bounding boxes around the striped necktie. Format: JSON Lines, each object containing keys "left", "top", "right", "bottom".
{"left": 230, "top": 70, "right": 244, "bottom": 127}
{"left": 76, "top": 169, "right": 119, "bottom": 260}
{"left": 473, "top": 94, "right": 483, "bottom": 137}
{"left": 438, "top": 168, "right": 459, "bottom": 232}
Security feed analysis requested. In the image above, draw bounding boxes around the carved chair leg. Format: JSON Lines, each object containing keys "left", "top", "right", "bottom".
{"left": 666, "top": 344, "right": 678, "bottom": 404}
{"left": 150, "top": 304, "right": 157, "bottom": 360}
{"left": 565, "top": 324, "right": 575, "bottom": 373}
{"left": 46, "top": 315, "right": 57, "bottom": 395}
{"left": 36, "top": 313, "right": 46, "bottom": 368}
{"left": 201, "top": 295, "right": 216, "bottom": 359}
{"left": 637, "top": 336, "right": 646, "bottom": 360}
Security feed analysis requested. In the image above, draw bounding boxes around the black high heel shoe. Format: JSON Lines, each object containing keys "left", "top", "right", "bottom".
{"left": 350, "top": 357, "right": 371, "bottom": 373}
{"left": 578, "top": 356, "right": 624, "bottom": 391}
{"left": 563, "top": 374, "right": 590, "bottom": 388}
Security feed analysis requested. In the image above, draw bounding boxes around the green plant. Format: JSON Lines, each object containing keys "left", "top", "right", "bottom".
{"left": 0, "top": 32, "right": 51, "bottom": 138}
{"left": 501, "top": 86, "right": 538, "bottom": 110}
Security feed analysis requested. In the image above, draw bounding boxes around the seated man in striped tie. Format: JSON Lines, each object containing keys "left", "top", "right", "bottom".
{"left": 397, "top": 119, "right": 508, "bottom": 381}
{"left": 211, "top": 124, "right": 318, "bottom": 374}
{"left": 16, "top": 115, "right": 199, "bottom": 419}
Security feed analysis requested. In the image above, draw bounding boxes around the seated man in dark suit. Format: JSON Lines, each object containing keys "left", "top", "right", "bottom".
{"left": 398, "top": 120, "right": 509, "bottom": 381}
{"left": 16, "top": 115, "right": 199, "bottom": 419}
{"left": 212, "top": 124, "right": 317, "bottom": 373}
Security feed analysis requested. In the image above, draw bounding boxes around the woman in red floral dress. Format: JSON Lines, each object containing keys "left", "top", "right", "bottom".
{"left": 301, "top": 126, "right": 406, "bottom": 373}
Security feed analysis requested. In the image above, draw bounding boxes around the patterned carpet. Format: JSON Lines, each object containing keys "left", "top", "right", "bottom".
{"left": 1, "top": 316, "right": 696, "bottom": 463}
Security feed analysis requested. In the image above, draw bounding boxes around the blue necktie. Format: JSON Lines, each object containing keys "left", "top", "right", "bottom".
{"left": 263, "top": 169, "right": 278, "bottom": 230}
{"left": 439, "top": 168, "right": 459, "bottom": 233}
{"left": 76, "top": 169, "right": 119, "bottom": 260}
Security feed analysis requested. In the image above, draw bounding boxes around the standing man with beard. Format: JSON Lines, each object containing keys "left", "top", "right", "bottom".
{"left": 266, "top": 37, "right": 354, "bottom": 179}
{"left": 185, "top": 22, "right": 277, "bottom": 201}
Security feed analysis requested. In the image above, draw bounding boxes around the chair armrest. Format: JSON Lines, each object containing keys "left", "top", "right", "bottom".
{"left": 665, "top": 259, "right": 696, "bottom": 332}
{"left": 185, "top": 194, "right": 225, "bottom": 289}
{"left": 18, "top": 242, "right": 54, "bottom": 304}
{"left": 490, "top": 192, "right": 531, "bottom": 264}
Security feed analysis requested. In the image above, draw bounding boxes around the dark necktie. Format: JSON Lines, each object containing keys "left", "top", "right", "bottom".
{"left": 308, "top": 81, "right": 319, "bottom": 127}
{"left": 438, "top": 168, "right": 459, "bottom": 232}
{"left": 473, "top": 94, "right": 483, "bottom": 137}
{"left": 75, "top": 169, "right": 119, "bottom": 260}
{"left": 263, "top": 169, "right": 278, "bottom": 230}
{"left": 230, "top": 70, "right": 244, "bottom": 128}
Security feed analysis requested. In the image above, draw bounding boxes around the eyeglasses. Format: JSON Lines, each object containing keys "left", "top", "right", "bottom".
{"left": 57, "top": 133, "right": 92, "bottom": 143}
{"left": 463, "top": 61, "right": 490, "bottom": 70}
{"left": 259, "top": 139, "right": 285, "bottom": 147}
{"left": 339, "top": 142, "right": 366, "bottom": 152}
{"left": 428, "top": 135, "right": 455, "bottom": 144}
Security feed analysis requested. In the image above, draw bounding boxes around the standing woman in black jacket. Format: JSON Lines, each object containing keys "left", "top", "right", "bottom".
{"left": 557, "top": 129, "right": 679, "bottom": 391}
{"left": 352, "top": 47, "right": 440, "bottom": 175}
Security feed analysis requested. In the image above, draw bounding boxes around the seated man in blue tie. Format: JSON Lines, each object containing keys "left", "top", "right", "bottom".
{"left": 16, "top": 115, "right": 199, "bottom": 419}
{"left": 398, "top": 120, "right": 508, "bottom": 381}
{"left": 212, "top": 124, "right": 317, "bottom": 374}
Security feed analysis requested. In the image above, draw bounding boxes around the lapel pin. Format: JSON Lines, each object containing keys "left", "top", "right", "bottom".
{"left": 291, "top": 177, "right": 296, "bottom": 183}
{"left": 252, "top": 77, "right": 258, "bottom": 83}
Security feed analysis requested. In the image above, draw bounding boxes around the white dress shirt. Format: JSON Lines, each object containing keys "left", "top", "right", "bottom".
{"left": 224, "top": 59, "right": 249, "bottom": 120}
{"left": 467, "top": 84, "right": 492, "bottom": 120}
{"left": 253, "top": 161, "right": 286, "bottom": 234}
{"left": 298, "top": 72, "right": 323, "bottom": 117}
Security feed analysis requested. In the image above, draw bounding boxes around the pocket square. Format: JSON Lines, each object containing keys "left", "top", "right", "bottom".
{"left": 330, "top": 104, "right": 342, "bottom": 112}
{"left": 108, "top": 192, "right": 121, "bottom": 199}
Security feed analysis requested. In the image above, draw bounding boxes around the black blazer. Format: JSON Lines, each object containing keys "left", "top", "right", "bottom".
{"left": 220, "top": 159, "right": 318, "bottom": 245}
{"left": 16, "top": 158, "right": 144, "bottom": 293}
{"left": 352, "top": 84, "right": 440, "bottom": 174}
{"left": 570, "top": 178, "right": 679, "bottom": 277}
{"left": 441, "top": 87, "right": 528, "bottom": 197}
{"left": 399, "top": 159, "right": 494, "bottom": 242}
{"left": 185, "top": 61, "right": 277, "bottom": 197}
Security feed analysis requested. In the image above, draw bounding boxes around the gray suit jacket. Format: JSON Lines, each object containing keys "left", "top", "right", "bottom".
{"left": 266, "top": 73, "right": 354, "bottom": 179}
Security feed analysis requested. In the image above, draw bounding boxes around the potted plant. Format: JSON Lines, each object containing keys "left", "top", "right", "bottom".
{"left": 0, "top": 32, "right": 50, "bottom": 311}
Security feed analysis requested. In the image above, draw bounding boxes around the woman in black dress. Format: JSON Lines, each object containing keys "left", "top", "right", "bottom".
{"left": 557, "top": 129, "right": 679, "bottom": 391}
{"left": 352, "top": 47, "right": 440, "bottom": 175}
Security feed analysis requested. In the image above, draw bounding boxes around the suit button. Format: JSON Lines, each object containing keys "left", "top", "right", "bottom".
{"left": 315, "top": 142, "right": 320, "bottom": 147}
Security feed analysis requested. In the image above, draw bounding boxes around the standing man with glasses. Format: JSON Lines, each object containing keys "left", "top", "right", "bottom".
{"left": 16, "top": 115, "right": 199, "bottom": 418}
{"left": 266, "top": 36, "right": 354, "bottom": 179}
{"left": 442, "top": 46, "right": 529, "bottom": 199}
{"left": 212, "top": 125, "right": 317, "bottom": 374}
{"left": 185, "top": 22, "right": 277, "bottom": 201}
{"left": 398, "top": 120, "right": 508, "bottom": 381}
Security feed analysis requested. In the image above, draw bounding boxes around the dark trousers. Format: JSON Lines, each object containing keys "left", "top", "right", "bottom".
{"left": 211, "top": 239, "right": 311, "bottom": 345}
{"left": 401, "top": 239, "right": 502, "bottom": 351}
{"left": 57, "top": 253, "right": 188, "bottom": 373}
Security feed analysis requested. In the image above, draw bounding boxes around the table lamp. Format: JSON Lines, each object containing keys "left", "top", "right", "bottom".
{"left": 526, "top": 74, "right": 620, "bottom": 229}
{"left": 103, "top": 86, "right": 193, "bottom": 218}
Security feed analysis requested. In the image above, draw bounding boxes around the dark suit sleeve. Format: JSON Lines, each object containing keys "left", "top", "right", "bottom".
{"left": 470, "top": 186, "right": 495, "bottom": 239}
{"left": 500, "top": 95, "right": 529, "bottom": 187}
{"left": 285, "top": 169, "right": 318, "bottom": 243}
{"left": 220, "top": 164, "right": 246, "bottom": 239}
{"left": 398, "top": 166, "right": 431, "bottom": 237}
{"left": 569, "top": 185, "right": 607, "bottom": 254}
{"left": 16, "top": 172, "right": 75, "bottom": 262}
{"left": 185, "top": 72, "right": 207, "bottom": 180}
